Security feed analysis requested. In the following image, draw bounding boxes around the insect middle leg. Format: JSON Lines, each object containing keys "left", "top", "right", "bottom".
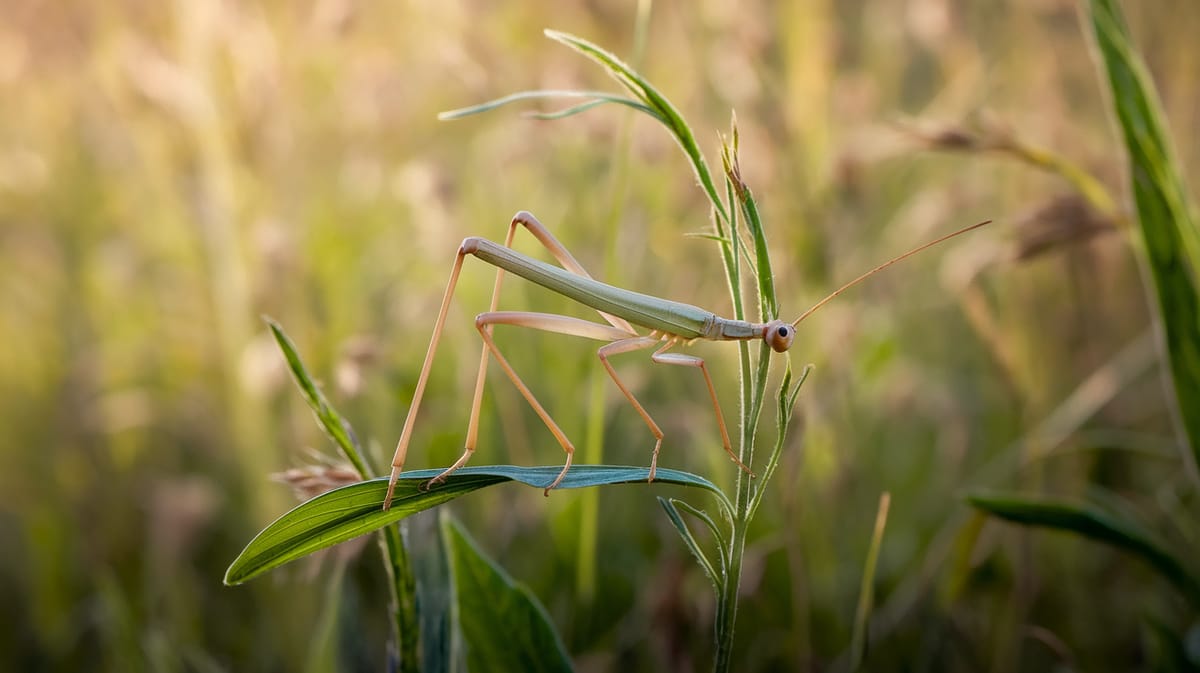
{"left": 426, "top": 311, "right": 636, "bottom": 495}
{"left": 598, "top": 336, "right": 752, "bottom": 481}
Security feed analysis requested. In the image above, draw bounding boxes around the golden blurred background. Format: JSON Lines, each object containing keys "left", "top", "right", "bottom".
{"left": 1, "top": 0, "right": 1197, "bottom": 670}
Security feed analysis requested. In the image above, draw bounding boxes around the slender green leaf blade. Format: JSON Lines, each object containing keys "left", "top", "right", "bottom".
{"left": 850, "top": 492, "right": 891, "bottom": 671}
{"left": 658, "top": 497, "right": 721, "bottom": 590}
{"left": 266, "top": 318, "right": 370, "bottom": 478}
{"left": 225, "top": 465, "right": 723, "bottom": 585}
{"left": 438, "top": 90, "right": 657, "bottom": 121}
{"left": 1088, "top": 0, "right": 1200, "bottom": 473}
{"left": 968, "top": 490, "right": 1200, "bottom": 606}
{"left": 543, "top": 30, "right": 729, "bottom": 223}
{"left": 442, "top": 517, "right": 572, "bottom": 673}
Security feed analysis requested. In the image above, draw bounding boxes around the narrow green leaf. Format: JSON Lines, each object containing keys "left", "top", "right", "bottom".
{"left": 438, "top": 90, "right": 658, "bottom": 122}
{"left": 723, "top": 121, "right": 779, "bottom": 321}
{"left": 1088, "top": 0, "right": 1200, "bottom": 475}
{"left": 543, "top": 30, "right": 729, "bottom": 223}
{"left": 968, "top": 490, "right": 1200, "bottom": 606}
{"left": 442, "top": 517, "right": 572, "bottom": 673}
{"left": 266, "top": 318, "right": 370, "bottom": 478}
{"left": 850, "top": 492, "right": 891, "bottom": 671}
{"left": 524, "top": 100, "right": 617, "bottom": 120}
{"left": 749, "top": 361, "right": 810, "bottom": 516}
{"left": 225, "top": 465, "right": 725, "bottom": 585}
{"left": 659, "top": 497, "right": 721, "bottom": 591}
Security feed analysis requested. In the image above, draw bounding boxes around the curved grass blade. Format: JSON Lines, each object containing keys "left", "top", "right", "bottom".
{"left": 543, "top": 29, "right": 729, "bottom": 223}
{"left": 442, "top": 517, "right": 572, "bottom": 673}
{"left": 968, "top": 489, "right": 1200, "bottom": 607}
{"left": 525, "top": 100, "right": 626, "bottom": 121}
{"left": 438, "top": 90, "right": 657, "bottom": 122}
{"left": 1088, "top": 0, "right": 1200, "bottom": 476}
{"left": 225, "top": 465, "right": 725, "bottom": 585}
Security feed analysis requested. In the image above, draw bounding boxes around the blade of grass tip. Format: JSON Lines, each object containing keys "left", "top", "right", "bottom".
{"left": 265, "top": 318, "right": 370, "bottom": 479}
{"left": 850, "top": 492, "right": 892, "bottom": 671}
{"left": 438, "top": 90, "right": 659, "bottom": 122}
{"left": 1087, "top": 0, "right": 1200, "bottom": 480}
{"left": 544, "top": 29, "right": 729, "bottom": 223}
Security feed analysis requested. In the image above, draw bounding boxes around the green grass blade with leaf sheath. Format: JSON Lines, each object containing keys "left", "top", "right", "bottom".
{"left": 1087, "top": 0, "right": 1200, "bottom": 478}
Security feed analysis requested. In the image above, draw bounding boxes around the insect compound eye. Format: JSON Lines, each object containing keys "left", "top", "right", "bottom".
{"left": 766, "top": 321, "right": 795, "bottom": 353}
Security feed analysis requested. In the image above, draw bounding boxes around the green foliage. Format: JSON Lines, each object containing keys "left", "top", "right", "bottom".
{"left": 964, "top": 8, "right": 1200, "bottom": 668}
{"left": 267, "top": 318, "right": 371, "bottom": 476}
{"left": 226, "top": 465, "right": 722, "bottom": 586}
{"left": 267, "top": 317, "right": 418, "bottom": 670}
{"left": 968, "top": 490, "right": 1200, "bottom": 607}
{"left": 1087, "top": 0, "right": 1200, "bottom": 475}
{"left": 8, "top": 3, "right": 1200, "bottom": 671}
{"left": 439, "top": 32, "right": 810, "bottom": 670}
{"left": 442, "top": 516, "right": 573, "bottom": 673}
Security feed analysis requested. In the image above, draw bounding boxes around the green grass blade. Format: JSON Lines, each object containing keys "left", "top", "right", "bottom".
{"left": 543, "top": 30, "right": 729, "bottom": 223}
{"left": 264, "top": 319, "right": 418, "bottom": 670}
{"left": 968, "top": 489, "right": 1200, "bottom": 607}
{"left": 658, "top": 497, "right": 721, "bottom": 591}
{"left": 438, "top": 90, "right": 658, "bottom": 122}
{"left": 266, "top": 318, "right": 371, "bottom": 478}
{"left": 524, "top": 100, "right": 618, "bottom": 120}
{"left": 1087, "top": 0, "right": 1200, "bottom": 475}
{"left": 850, "top": 492, "right": 891, "bottom": 671}
{"left": 724, "top": 118, "right": 779, "bottom": 320}
{"left": 225, "top": 465, "right": 725, "bottom": 585}
{"left": 442, "top": 517, "right": 573, "bottom": 673}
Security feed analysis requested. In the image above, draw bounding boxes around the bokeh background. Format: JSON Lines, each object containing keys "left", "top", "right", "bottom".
{"left": 2, "top": 0, "right": 1198, "bottom": 671}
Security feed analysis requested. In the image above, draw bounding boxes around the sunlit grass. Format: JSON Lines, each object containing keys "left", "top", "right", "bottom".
{"left": 2, "top": 2, "right": 1198, "bottom": 671}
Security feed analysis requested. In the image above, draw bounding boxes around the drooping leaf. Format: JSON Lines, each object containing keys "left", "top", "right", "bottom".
{"left": 1088, "top": 0, "right": 1200, "bottom": 474}
{"left": 968, "top": 490, "right": 1200, "bottom": 607}
{"left": 442, "top": 517, "right": 573, "bottom": 673}
{"left": 225, "top": 465, "right": 725, "bottom": 585}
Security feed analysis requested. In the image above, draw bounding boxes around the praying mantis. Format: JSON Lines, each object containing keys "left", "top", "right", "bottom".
{"left": 383, "top": 210, "right": 989, "bottom": 510}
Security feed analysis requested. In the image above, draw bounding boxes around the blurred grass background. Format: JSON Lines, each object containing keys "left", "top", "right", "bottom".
{"left": 2, "top": 0, "right": 1198, "bottom": 670}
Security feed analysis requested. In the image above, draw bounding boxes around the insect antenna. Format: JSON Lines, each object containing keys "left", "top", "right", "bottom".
{"left": 791, "top": 219, "right": 992, "bottom": 327}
